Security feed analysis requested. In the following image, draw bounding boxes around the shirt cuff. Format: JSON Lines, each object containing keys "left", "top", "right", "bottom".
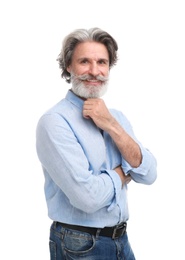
{"left": 121, "top": 145, "right": 153, "bottom": 176}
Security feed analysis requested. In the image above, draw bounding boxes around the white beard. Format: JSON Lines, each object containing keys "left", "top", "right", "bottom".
{"left": 71, "top": 73, "right": 109, "bottom": 99}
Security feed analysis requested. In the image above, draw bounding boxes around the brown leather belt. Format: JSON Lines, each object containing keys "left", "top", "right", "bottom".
{"left": 55, "top": 221, "right": 127, "bottom": 239}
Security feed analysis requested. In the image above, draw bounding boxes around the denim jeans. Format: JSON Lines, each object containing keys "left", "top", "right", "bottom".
{"left": 49, "top": 222, "right": 136, "bottom": 260}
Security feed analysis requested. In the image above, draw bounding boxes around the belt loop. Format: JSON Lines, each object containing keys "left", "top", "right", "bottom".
{"left": 95, "top": 228, "right": 101, "bottom": 239}
{"left": 53, "top": 221, "right": 57, "bottom": 229}
{"left": 112, "top": 227, "right": 117, "bottom": 239}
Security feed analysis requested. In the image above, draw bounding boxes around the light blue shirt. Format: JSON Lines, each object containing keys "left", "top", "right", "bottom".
{"left": 36, "top": 90, "right": 157, "bottom": 228}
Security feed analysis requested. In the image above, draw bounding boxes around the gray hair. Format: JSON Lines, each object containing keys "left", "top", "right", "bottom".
{"left": 57, "top": 27, "right": 118, "bottom": 83}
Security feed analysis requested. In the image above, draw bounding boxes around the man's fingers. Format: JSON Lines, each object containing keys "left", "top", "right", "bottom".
{"left": 125, "top": 175, "right": 132, "bottom": 184}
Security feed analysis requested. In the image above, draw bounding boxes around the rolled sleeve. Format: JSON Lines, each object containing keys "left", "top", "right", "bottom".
{"left": 101, "top": 169, "right": 122, "bottom": 211}
{"left": 122, "top": 145, "right": 157, "bottom": 185}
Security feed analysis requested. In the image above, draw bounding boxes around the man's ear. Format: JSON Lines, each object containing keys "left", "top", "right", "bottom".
{"left": 67, "top": 66, "right": 71, "bottom": 73}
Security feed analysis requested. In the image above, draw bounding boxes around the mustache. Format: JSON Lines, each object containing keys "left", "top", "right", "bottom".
{"left": 72, "top": 74, "right": 109, "bottom": 82}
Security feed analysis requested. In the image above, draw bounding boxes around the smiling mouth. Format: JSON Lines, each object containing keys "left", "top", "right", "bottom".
{"left": 87, "top": 79, "right": 98, "bottom": 82}
{"left": 85, "top": 79, "right": 102, "bottom": 86}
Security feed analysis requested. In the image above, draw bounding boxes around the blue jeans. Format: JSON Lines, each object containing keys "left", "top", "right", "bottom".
{"left": 49, "top": 222, "right": 136, "bottom": 260}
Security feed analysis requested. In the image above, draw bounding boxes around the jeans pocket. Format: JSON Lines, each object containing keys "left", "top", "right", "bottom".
{"left": 49, "top": 240, "right": 57, "bottom": 260}
{"left": 64, "top": 229, "right": 96, "bottom": 256}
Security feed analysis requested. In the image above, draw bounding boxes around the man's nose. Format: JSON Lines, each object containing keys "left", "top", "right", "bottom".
{"left": 89, "top": 62, "right": 100, "bottom": 76}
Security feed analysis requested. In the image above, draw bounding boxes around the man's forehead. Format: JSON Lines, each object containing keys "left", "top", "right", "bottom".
{"left": 73, "top": 41, "right": 109, "bottom": 59}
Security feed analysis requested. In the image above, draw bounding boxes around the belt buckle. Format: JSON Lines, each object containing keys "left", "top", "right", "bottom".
{"left": 112, "top": 222, "right": 126, "bottom": 239}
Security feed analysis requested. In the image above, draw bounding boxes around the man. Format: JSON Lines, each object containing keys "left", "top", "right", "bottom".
{"left": 36, "top": 27, "right": 157, "bottom": 260}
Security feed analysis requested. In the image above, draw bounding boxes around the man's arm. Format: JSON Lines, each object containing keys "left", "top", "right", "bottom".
{"left": 83, "top": 98, "right": 142, "bottom": 168}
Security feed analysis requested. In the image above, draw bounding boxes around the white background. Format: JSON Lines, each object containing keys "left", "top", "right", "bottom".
{"left": 0, "top": 0, "right": 184, "bottom": 259}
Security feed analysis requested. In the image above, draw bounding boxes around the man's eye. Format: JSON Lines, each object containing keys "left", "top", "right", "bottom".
{"left": 99, "top": 60, "right": 107, "bottom": 65}
{"left": 81, "top": 59, "right": 88, "bottom": 64}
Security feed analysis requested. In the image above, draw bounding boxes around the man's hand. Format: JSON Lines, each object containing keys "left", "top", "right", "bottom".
{"left": 83, "top": 98, "right": 114, "bottom": 131}
{"left": 114, "top": 165, "right": 132, "bottom": 187}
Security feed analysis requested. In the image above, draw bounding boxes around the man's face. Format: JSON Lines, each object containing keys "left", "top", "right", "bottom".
{"left": 67, "top": 41, "right": 110, "bottom": 98}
